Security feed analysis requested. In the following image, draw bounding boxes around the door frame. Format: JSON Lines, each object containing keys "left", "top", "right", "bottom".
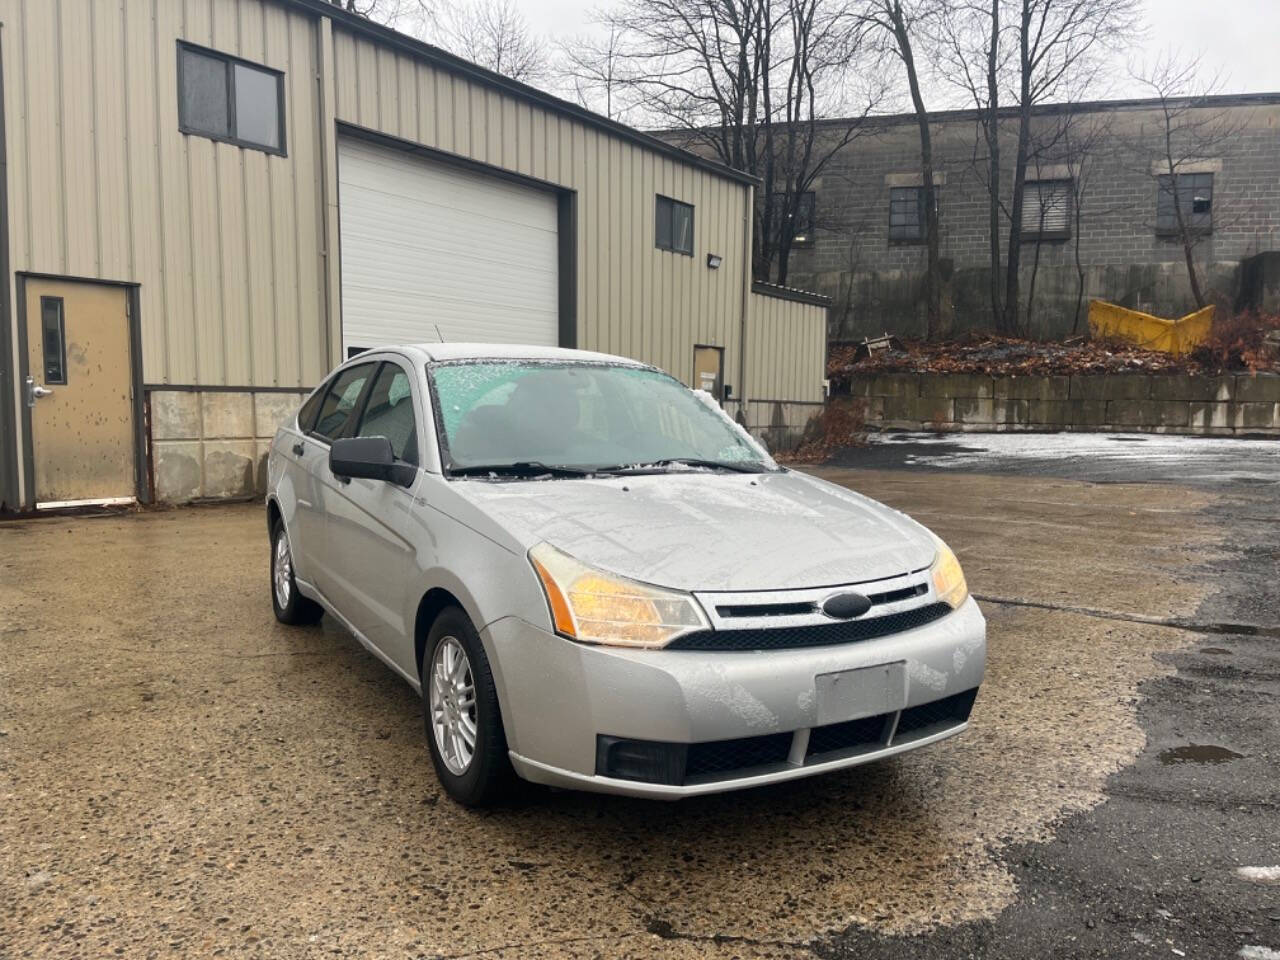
{"left": 692, "top": 343, "right": 725, "bottom": 402}
{"left": 14, "top": 272, "right": 149, "bottom": 509}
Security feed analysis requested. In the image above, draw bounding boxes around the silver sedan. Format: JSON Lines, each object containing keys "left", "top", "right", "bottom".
{"left": 266, "top": 344, "right": 985, "bottom": 805}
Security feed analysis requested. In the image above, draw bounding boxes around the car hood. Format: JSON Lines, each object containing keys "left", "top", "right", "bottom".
{"left": 448, "top": 469, "right": 938, "bottom": 592}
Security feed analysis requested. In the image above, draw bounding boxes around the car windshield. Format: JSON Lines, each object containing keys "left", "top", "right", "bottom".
{"left": 428, "top": 360, "right": 776, "bottom": 476}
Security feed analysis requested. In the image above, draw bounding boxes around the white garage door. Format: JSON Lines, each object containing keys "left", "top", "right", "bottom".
{"left": 337, "top": 137, "right": 559, "bottom": 355}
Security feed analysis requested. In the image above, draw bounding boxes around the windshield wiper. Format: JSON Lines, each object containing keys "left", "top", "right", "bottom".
{"left": 600, "top": 457, "right": 768, "bottom": 475}
{"left": 449, "top": 461, "right": 593, "bottom": 479}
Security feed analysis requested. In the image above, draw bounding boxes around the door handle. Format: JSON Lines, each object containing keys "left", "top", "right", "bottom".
{"left": 24, "top": 376, "right": 53, "bottom": 406}
{"left": 291, "top": 442, "right": 305, "bottom": 456}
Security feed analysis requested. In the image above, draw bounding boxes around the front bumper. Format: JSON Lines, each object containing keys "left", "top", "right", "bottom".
{"left": 483, "top": 595, "right": 986, "bottom": 799}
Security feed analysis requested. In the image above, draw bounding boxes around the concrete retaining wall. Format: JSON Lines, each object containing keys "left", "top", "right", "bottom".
{"left": 848, "top": 373, "right": 1280, "bottom": 436}
{"left": 738, "top": 399, "right": 825, "bottom": 452}
{"left": 148, "top": 389, "right": 308, "bottom": 502}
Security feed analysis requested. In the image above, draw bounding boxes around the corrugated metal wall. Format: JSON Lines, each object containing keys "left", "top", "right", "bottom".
{"left": 1, "top": 0, "right": 825, "bottom": 406}
{"left": 746, "top": 292, "right": 827, "bottom": 404}
{"left": 0, "top": 0, "right": 328, "bottom": 389}
{"left": 328, "top": 25, "right": 752, "bottom": 385}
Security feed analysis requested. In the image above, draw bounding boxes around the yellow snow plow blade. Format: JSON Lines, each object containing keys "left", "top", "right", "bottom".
{"left": 1088, "top": 300, "right": 1214, "bottom": 356}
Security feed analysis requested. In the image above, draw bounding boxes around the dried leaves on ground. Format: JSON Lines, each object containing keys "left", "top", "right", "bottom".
{"left": 829, "top": 315, "right": 1280, "bottom": 390}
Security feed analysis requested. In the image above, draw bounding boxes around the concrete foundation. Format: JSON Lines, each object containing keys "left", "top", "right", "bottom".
{"left": 848, "top": 372, "right": 1280, "bottom": 436}
{"left": 148, "top": 389, "right": 308, "bottom": 502}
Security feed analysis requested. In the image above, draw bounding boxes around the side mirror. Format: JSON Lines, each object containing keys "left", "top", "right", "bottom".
{"left": 330, "top": 436, "right": 416, "bottom": 487}
{"left": 722, "top": 383, "right": 734, "bottom": 401}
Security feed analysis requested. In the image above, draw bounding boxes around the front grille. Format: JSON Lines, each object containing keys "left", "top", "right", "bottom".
{"left": 806, "top": 712, "right": 892, "bottom": 759}
{"left": 867, "top": 583, "right": 928, "bottom": 605}
{"left": 893, "top": 688, "right": 979, "bottom": 741}
{"left": 685, "top": 733, "right": 793, "bottom": 779}
{"left": 668, "top": 602, "right": 954, "bottom": 651}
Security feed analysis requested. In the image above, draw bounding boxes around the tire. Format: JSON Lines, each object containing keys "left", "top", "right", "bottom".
{"left": 270, "top": 517, "right": 324, "bottom": 626}
{"left": 423, "top": 606, "right": 515, "bottom": 807}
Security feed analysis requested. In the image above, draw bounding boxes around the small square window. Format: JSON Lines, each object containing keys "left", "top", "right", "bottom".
{"left": 1021, "top": 180, "right": 1072, "bottom": 240}
{"left": 1156, "top": 172, "right": 1213, "bottom": 235}
{"left": 888, "top": 186, "right": 934, "bottom": 244}
{"left": 656, "top": 195, "right": 694, "bottom": 255}
{"left": 178, "top": 42, "right": 285, "bottom": 155}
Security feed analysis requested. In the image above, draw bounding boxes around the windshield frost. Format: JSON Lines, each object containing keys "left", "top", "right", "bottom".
{"left": 428, "top": 361, "right": 774, "bottom": 473}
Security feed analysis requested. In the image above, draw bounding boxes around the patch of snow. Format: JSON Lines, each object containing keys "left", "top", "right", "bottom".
{"left": 1236, "top": 866, "right": 1280, "bottom": 885}
{"left": 871, "top": 431, "right": 1280, "bottom": 482}
{"left": 1239, "top": 947, "right": 1280, "bottom": 960}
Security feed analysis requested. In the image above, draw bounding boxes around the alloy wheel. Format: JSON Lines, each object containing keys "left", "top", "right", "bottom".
{"left": 273, "top": 531, "right": 293, "bottom": 609}
{"left": 429, "top": 636, "right": 478, "bottom": 775}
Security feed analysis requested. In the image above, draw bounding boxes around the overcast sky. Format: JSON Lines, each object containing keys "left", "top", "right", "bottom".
{"left": 517, "top": 0, "right": 1279, "bottom": 105}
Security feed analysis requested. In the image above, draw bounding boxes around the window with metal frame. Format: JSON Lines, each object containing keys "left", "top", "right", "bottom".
{"left": 888, "top": 186, "right": 933, "bottom": 243}
{"left": 178, "top": 42, "right": 285, "bottom": 155}
{"left": 656, "top": 195, "right": 694, "bottom": 255}
{"left": 1156, "top": 172, "right": 1213, "bottom": 235}
{"left": 1021, "top": 180, "right": 1072, "bottom": 239}
{"left": 311, "top": 363, "right": 376, "bottom": 442}
{"left": 353, "top": 363, "right": 419, "bottom": 466}
{"left": 40, "top": 297, "right": 67, "bottom": 385}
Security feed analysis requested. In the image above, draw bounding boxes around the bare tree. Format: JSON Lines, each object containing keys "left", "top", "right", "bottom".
{"left": 331, "top": 0, "right": 433, "bottom": 32}
{"left": 438, "top": 0, "right": 549, "bottom": 83}
{"left": 572, "top": 0, "right": 885, "bottom": 285}
{"left": 1130, "top": 53, "right": 1242, "bottom": 310}
{"left": 934, "top": 0, "right": 1010, "bottom": 329}
{"left": 557, "top": 24, "right": 629, "bottom": 120}
{"left": 855, "top": 0, "right": 944, "bottom": 338}
{"left": 1001, "top": 0, "right": 1140, "bottom": 334}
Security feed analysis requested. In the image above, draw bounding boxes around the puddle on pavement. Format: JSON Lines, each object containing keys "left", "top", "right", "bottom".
{"left": 1158, "top": 744, "right": 1244, "bottom": 765}
{"left": 1200, "top": 647, "right": 1233, "bottom": 655}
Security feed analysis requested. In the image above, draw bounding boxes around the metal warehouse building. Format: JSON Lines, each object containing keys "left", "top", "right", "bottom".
{"left": 0, "top": 0, "right": 827, "bottom": 510}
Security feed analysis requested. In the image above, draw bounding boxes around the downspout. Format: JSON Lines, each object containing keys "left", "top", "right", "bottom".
{"left": 736, "top": 183, "right": 753, "bottom": 424}
{"left": 317, "top": 14, "right": 341, "bottom": 371}
{"left": 0, "top": 27, "right": 19, "bottom": 510}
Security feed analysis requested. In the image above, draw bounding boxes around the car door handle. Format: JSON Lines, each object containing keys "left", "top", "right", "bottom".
{"left": 291, "top": 442, "right": 305, "bottom": 456}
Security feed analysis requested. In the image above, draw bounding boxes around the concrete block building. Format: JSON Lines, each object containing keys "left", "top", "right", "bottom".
{"left": 0, "top": 0, "right": 827, "bottom": 511}
{"left": 778, "top": 94, "right": 1280, "bottom": 340}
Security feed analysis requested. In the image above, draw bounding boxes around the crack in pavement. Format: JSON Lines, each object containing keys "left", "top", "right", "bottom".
{"left": 973, "top": 594, "right": 1280, "bottom": 638}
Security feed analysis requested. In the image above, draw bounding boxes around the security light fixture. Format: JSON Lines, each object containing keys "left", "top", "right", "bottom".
{"left": 706, "top": 253, "right": 723, "bottom": 269}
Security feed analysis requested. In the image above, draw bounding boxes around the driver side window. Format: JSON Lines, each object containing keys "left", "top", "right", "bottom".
{"left": 353, "top": 362, "right": 419, "bottom": 465}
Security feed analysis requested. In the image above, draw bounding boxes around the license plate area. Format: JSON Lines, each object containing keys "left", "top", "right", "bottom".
{"left": 815, "top": 661, "right": 907, "bottom": 726}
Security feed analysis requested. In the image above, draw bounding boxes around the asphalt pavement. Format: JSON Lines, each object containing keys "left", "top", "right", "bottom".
{"left": 1, "top": 433, "right": 1277, "bottom": 958}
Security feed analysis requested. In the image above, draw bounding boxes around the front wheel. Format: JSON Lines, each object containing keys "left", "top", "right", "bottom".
{"left": 270, "top": 517, "right": 323, "bottom": 625}
{"left": 423, "top": 607, "right": 515, "bottom": 806}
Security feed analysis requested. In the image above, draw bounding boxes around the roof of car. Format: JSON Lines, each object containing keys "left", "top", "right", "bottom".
{"left": 406, "top": 343, "right": 650, "bottom": 366}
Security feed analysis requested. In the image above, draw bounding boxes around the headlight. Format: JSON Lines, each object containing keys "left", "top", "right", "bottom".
{"left": 931, "top": 542, "right": 969, "bottom": 609}
{"left": 529, "top": 542, "right": 709, "bottom": 648}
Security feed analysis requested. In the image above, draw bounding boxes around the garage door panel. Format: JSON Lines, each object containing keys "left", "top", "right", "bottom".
{"left": 338, "top": 138, "right": 560, "bottom": 352}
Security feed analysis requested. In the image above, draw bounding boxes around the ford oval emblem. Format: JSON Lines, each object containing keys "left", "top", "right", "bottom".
{"left": 822, "top": 592, "right": 872, "bottom": 619}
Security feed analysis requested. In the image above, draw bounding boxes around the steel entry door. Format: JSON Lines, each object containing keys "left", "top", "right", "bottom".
{"left": 23, "top": 279, "right": 135, "bottom": 503}
{"left": 693, "top": 345, "right": 724, "bottom": 399}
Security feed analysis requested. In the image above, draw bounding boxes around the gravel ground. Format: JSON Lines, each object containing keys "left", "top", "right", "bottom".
{"left": 1, "top": 440, "right": 1277, "bottom": 959}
